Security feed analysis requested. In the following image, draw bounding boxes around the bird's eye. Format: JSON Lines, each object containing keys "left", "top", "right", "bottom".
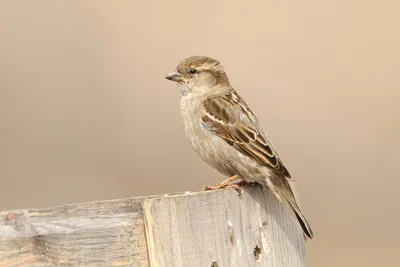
{"left": 189, "top": 68, "right": 197, "bottom": 74}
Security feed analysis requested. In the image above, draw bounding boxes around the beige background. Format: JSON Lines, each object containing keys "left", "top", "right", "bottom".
{"left": 1, "top": 1, "right": 399, "bottom": 266}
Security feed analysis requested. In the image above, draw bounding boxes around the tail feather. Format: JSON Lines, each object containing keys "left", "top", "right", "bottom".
{"left": 269, "top": 176, "right": 314, "bottom": 239}
{"left": 292, "top": 201, "right": 314, "bottom": 239}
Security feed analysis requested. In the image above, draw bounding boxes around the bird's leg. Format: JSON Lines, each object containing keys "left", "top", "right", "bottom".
{"left": 203, "top": 175, "right": 241, "bottom": 191}
{"left": 219, "top": 175, "right": 240, "bottom": 187}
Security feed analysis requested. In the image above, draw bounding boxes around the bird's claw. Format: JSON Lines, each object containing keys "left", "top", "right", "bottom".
{"left": 202, "top": 181, "right": 246, "bottom": 196}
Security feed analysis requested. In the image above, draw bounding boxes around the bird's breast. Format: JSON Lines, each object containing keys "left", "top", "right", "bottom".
{"left": 179, "top": 96, "right": 244, "bottom": 177}
{"left": 180, "top": 96, "right": 205, "bottom": 150}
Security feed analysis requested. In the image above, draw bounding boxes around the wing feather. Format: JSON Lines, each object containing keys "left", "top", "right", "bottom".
{"left": 202, "top": 92, "right": 291, "bottom": 178}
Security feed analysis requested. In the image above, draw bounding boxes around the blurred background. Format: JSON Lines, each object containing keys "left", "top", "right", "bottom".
{"left": 1, "top": 1, "right": 399, "bottom": 266}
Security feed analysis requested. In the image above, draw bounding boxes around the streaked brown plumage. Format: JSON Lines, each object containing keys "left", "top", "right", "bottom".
{"left": 165, "top": 56, "right": 313, "bottom": 239}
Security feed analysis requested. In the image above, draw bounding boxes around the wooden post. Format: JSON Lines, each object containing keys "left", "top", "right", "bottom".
{"left": 0, "top": 185, "right": 307, "bottom": 267}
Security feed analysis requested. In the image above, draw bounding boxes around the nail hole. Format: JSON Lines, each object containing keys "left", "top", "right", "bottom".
{"left": 254, "top": 246, "right": 262, "bottom": 261}
{"left": 211, "top": 261, "right": 218, "bottom": 267}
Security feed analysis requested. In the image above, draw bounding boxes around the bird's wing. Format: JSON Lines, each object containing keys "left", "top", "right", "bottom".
{"left": 201, "top": 91, "right": 291, "bottom": 178}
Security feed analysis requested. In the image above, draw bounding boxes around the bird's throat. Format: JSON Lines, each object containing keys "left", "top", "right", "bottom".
{"left": 179, "top": 84, "right": 188, "bottom": 97}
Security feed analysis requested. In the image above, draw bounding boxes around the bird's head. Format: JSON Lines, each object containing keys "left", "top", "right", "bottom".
{"left": 165, "top": 56, "right": 231, "bottom": 96}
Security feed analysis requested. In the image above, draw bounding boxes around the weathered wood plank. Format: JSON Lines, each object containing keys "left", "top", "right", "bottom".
{"left": 0, "top": 198, "right": 149, "bottom": 266}
{"left": 143, "top": 185, "right": 306, "bottom": 267}
{"left": 0, "top": 186, "right": 307, "bottom": 267}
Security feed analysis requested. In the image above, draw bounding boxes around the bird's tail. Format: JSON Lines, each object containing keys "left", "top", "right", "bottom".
{"left": 268, "top": 176, "right": 314, "bottom": 239}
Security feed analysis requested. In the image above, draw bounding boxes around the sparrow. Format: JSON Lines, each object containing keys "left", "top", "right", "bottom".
{"left": 165, "top": 56, "right": 313, "bottom": 239}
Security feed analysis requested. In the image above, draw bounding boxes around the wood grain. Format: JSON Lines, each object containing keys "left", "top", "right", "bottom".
{"left": 143, "top": 185, "right": 306, "bottom": 267}
{"left": 0, "top": 198, "right": 149, "bottom": 266}
{"left": 0, "top": 186, "right": 307, "bottom": 267}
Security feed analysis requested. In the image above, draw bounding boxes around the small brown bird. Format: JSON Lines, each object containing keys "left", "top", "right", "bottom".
{"left": 165, "top": 56, "right": 313, "bottom": 239}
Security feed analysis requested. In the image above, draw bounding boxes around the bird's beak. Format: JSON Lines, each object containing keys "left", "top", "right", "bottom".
{"left": 165, "top": 71, "right": 185, "bottom": 82}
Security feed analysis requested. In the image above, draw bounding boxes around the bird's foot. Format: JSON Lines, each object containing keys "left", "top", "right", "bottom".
{"left": 203, "top": 174, "right": 253, "bottom": 196}
{"left": 203, "top": 180, "right": 251, "bottom": 197}
{"left": 202, "top": 175, "right": 239, "bottom": 191}
{"left": 202, "top": 183, "right": 240, "bottom": 191}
